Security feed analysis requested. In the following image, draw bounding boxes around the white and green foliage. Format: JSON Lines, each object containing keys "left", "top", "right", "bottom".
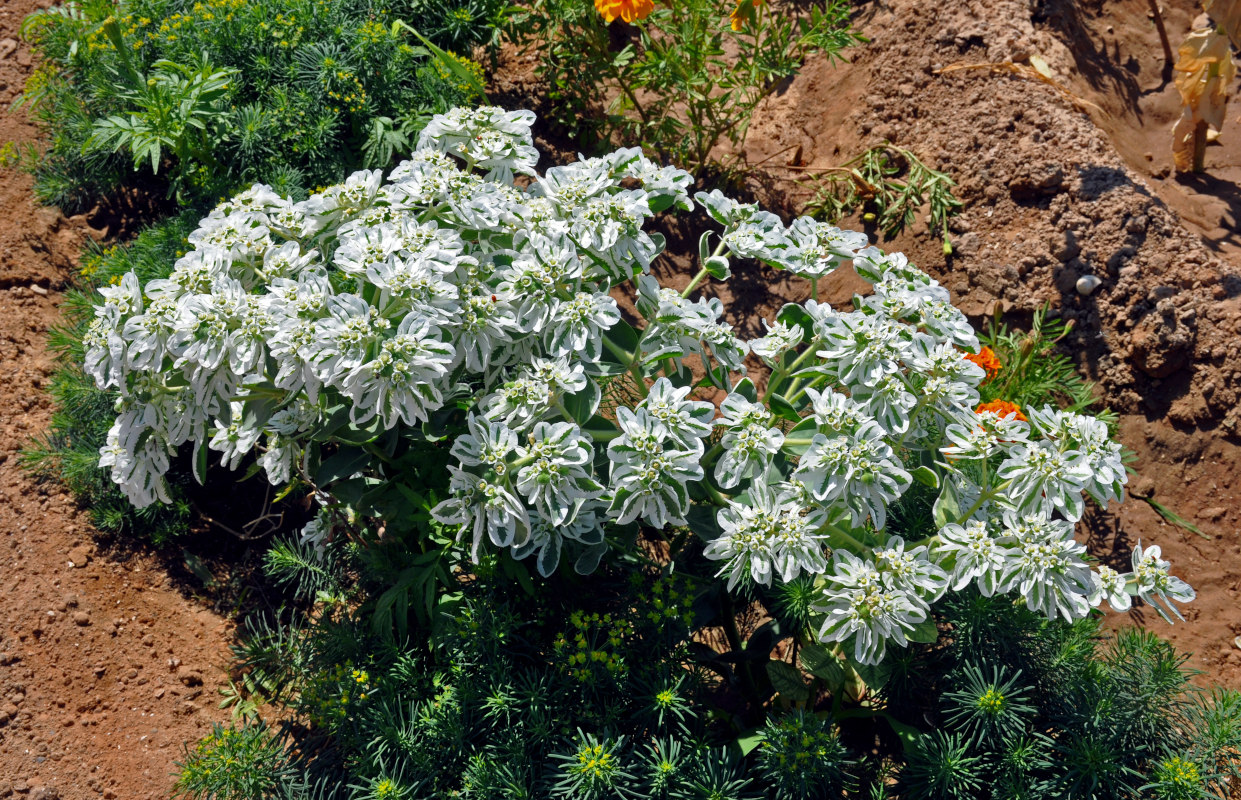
{"left": 87, "top": 106, "right": 1193, "bottom": 669}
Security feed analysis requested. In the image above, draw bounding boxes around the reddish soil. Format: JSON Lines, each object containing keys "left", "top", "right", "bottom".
{"left": 0, "top": 2, "right": 233, "bottom": 799}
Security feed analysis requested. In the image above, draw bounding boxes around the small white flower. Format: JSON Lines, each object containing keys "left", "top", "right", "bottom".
{"left": 639, "top": 378, "right": 715, "bottom": 446}
{"left": 703, "top": 484, "right": 828, "bottom": 590}
{"left": 340, "top": 315, "right": 455, "bottom": 428}
{"left": 606, "top": 408, "right": 704, "bottom": 528}
{"left": 785, "top": 216, "right": 869, "bottom": 278}
{"left": 208, "top": 402, "right": 263, "bottom": 470}
{"left": 1131, "top": 541, "right": 1195, "bottom": 622}
{"left": 794, "top": 425, "right": 910, "bottom": 529}
{"left": 814, "top": 549, "right": 928, "bottom": 666}
{"left": 997, "top": 511, "right": 1094, "bottom": 621}
{"left": 416, "top": 106, "right": 538, "bottom": 183}
{"left": 512, "top": 506, "right": 607, "bottom": 577}
{"left": 941, "top": 411, "right": 1031, "bottom": 460}
{"left": 749, "top": 319, "right": 803, "bottom": 367}
{"left": 873, "top": 535, "right": 949, "bottom": 603}
{"left": 1089, "top": 564, "right": 1132, "bottom": 612}
{"left": 935, "top": 519, "right": 1006, "bottom": 595}
{"left": 514, "top": 421, "right": 603, "bottom": 526}
{"left": 431, "top": 467, "right": 532, "bottom": 560}
{"left": 996, "top": 440, "right": 1092, "bottom": 521}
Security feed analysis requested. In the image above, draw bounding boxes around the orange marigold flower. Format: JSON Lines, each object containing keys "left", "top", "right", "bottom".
{"left": 976, "top": 399, "right": 1027, "bottom": 422}
{"left": 729, "top": 0, "right": 762, "bottom": 31}
{"left": 595, "top": 0, "right": 654, "bottom": 24}
{"left": 964, "top": 346, "right": 1001, "bottom": 382}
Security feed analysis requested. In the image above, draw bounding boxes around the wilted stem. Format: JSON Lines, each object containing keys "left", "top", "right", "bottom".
{"left": 1147, "top": 0, "right": 1174, "bottom": 84}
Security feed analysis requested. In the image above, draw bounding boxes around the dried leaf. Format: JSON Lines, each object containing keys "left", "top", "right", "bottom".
{"left": 1172, "top": 105, "right": 1203, "bottom": 171}
{"left": 1172, "top": 28, "right": 1236, "bottom": 171}
{"left": 1028, "top": 54, "right": 1053, "bottom": 79}
{"left": 934, "top": 61, "right": 1103, "bottom": 114}
{"left": 1206, "top": 0, "right": 1241, "bottom": 49}
{"left": 1175, "top": 28, "right": 1236, "bottom": 130}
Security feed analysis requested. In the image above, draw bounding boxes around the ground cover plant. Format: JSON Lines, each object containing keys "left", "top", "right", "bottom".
{"left": 19, "top": 0, "right": 501, "bottom": 541}
{"left": 69, "top": 105, "right": 1241, "bottom": 797}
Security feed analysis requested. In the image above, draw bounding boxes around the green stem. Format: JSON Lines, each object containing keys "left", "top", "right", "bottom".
{"left": 720, "top": 591, "right": 760, "bottom": 702}
{"left": 954, "top": 480, "right": 1009, "bottom": 526}
{"left": 680, "top": 266, "right": 710, "bottom": 299}
{"left": 601, "top": 334, "right": 649, "bottom": 400}
{"left": 681, "top": 239, "right": 730, "bottom": 299}
{"left": 824, "top": 523, "right": 869, "bottom": 554}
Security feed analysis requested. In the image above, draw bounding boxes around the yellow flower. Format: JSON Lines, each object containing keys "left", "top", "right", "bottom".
{"left": 594, "top": 0, "right": 654, "bottom": 24}
{"left": 729, "top": 0, "right": 763, "bottom": 31}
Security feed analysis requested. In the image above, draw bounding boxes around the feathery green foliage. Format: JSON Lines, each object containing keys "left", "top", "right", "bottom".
{"left": 18, "top": 0, "right": 499, "bottom": 211}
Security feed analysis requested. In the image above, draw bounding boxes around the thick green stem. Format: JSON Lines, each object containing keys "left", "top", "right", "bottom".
{"left": 680, "top": 267, "right": 710, "bottom": 299}
{"left": 602, "top": 334, "right": 649, "bottom": 400}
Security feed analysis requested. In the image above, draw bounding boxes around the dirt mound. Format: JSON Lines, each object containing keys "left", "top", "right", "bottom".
{"left": 737, "top": 0, "right": 1241, "bottom": 681}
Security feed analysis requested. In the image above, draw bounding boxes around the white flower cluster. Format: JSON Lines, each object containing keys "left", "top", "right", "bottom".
{"left": 88, "top": 106, "right": 1193, "bottom": 667}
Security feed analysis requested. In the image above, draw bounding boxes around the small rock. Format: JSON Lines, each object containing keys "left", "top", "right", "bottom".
{"left": 11, "top": 781, "right": 26, "bottom": 795}
{"left": 0, "top": 703, "right": 17, "bottom": 720}
{"left": 31, "top": 788, "right": 58, "bottom": 800}
{"left": 1011, "top": 164, "right": 1065, "bottom": 199}
{"left": 154, "top": 688, "right": 164, "bottom": 699}
{"left": 953, "top": 232, "right": 981, "bottom": 256}
{"left": 0, "top": 39, "right": 15, "bottom": 61}
{"left": 1076, "top": 275, "right": 1102, "bottom": 296}
{"left": 72, "top": 612, "right": 90, "bottom": 627}
{"left": 141, "top": 633, "right": 154, "bottom": 647}
{"left": 29, "top": 285, "right": 47, "bottom": 296}
{"left": 65, "top": 546, "right": 90, "bottom": 568}
{"left": 1197, "top": 507, "right": 1227, "bottom": 522}
{"left": 0, "top": 780, "right": 11, "bottom": 797}
{"left": 1050, "top": 231, "right": 1081, "bottom": 262}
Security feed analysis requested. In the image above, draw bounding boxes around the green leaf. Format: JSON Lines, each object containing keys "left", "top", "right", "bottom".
{"left": 911, "top": 465, "right": 940, "bottom": 489}
{"left": 332, "top": 416, "right": 384, "bottom": 445}
{"left": 768, "top": 392, "right": 800, "bottom": 423}
{"left": 698, "top": 229, "right": 714, "bottom": 263}
{"left": 777, "top": 303, "right": 815, "bottom": 338}
{"left": 687, "top": 504, "right": 722, "bottom": 542}
{"left": 583, "top": 414, "right": 620, "bottom": 443}
{"left": 390, "top": 20, "right": 487, "bottom": 101}
{"left": 782, "top": 417, "right": 818, "bottom": 457}
{"left": 767, "top": 660, "right": 811, "bottom": 703}
{"left": 181, "top": 548, "right": 218, "bottom": 588}
{"left": 932, "top": 478, "right": 961, "bottom": 529}
{"left": 563, "top": 380, "right": 601, "bottom": 425}
{"left": 732, "top": 377, "right": 757, "bottom": 403}
{"left": 704, "top": 255, "right": 731, "bottom": 280}
{"left": 847, "top": 655, "right": 893, "bottom": 692}
{"left": 734, "top": 729, "right": 765, "bottom": 757}
{"left": 192, "top": 438, "right": 208, "bottom": 486}
{"left": 315, "top": 446, "right": 370, "bottom": 486}
{"left": 908, "top": 618, "right": 940, "bottom": 644}
{"left": 799, "top": 642, "right": 846, "bottom": 685}
{"left": 604, "top": 319, "right": 640, "bottom": 355}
